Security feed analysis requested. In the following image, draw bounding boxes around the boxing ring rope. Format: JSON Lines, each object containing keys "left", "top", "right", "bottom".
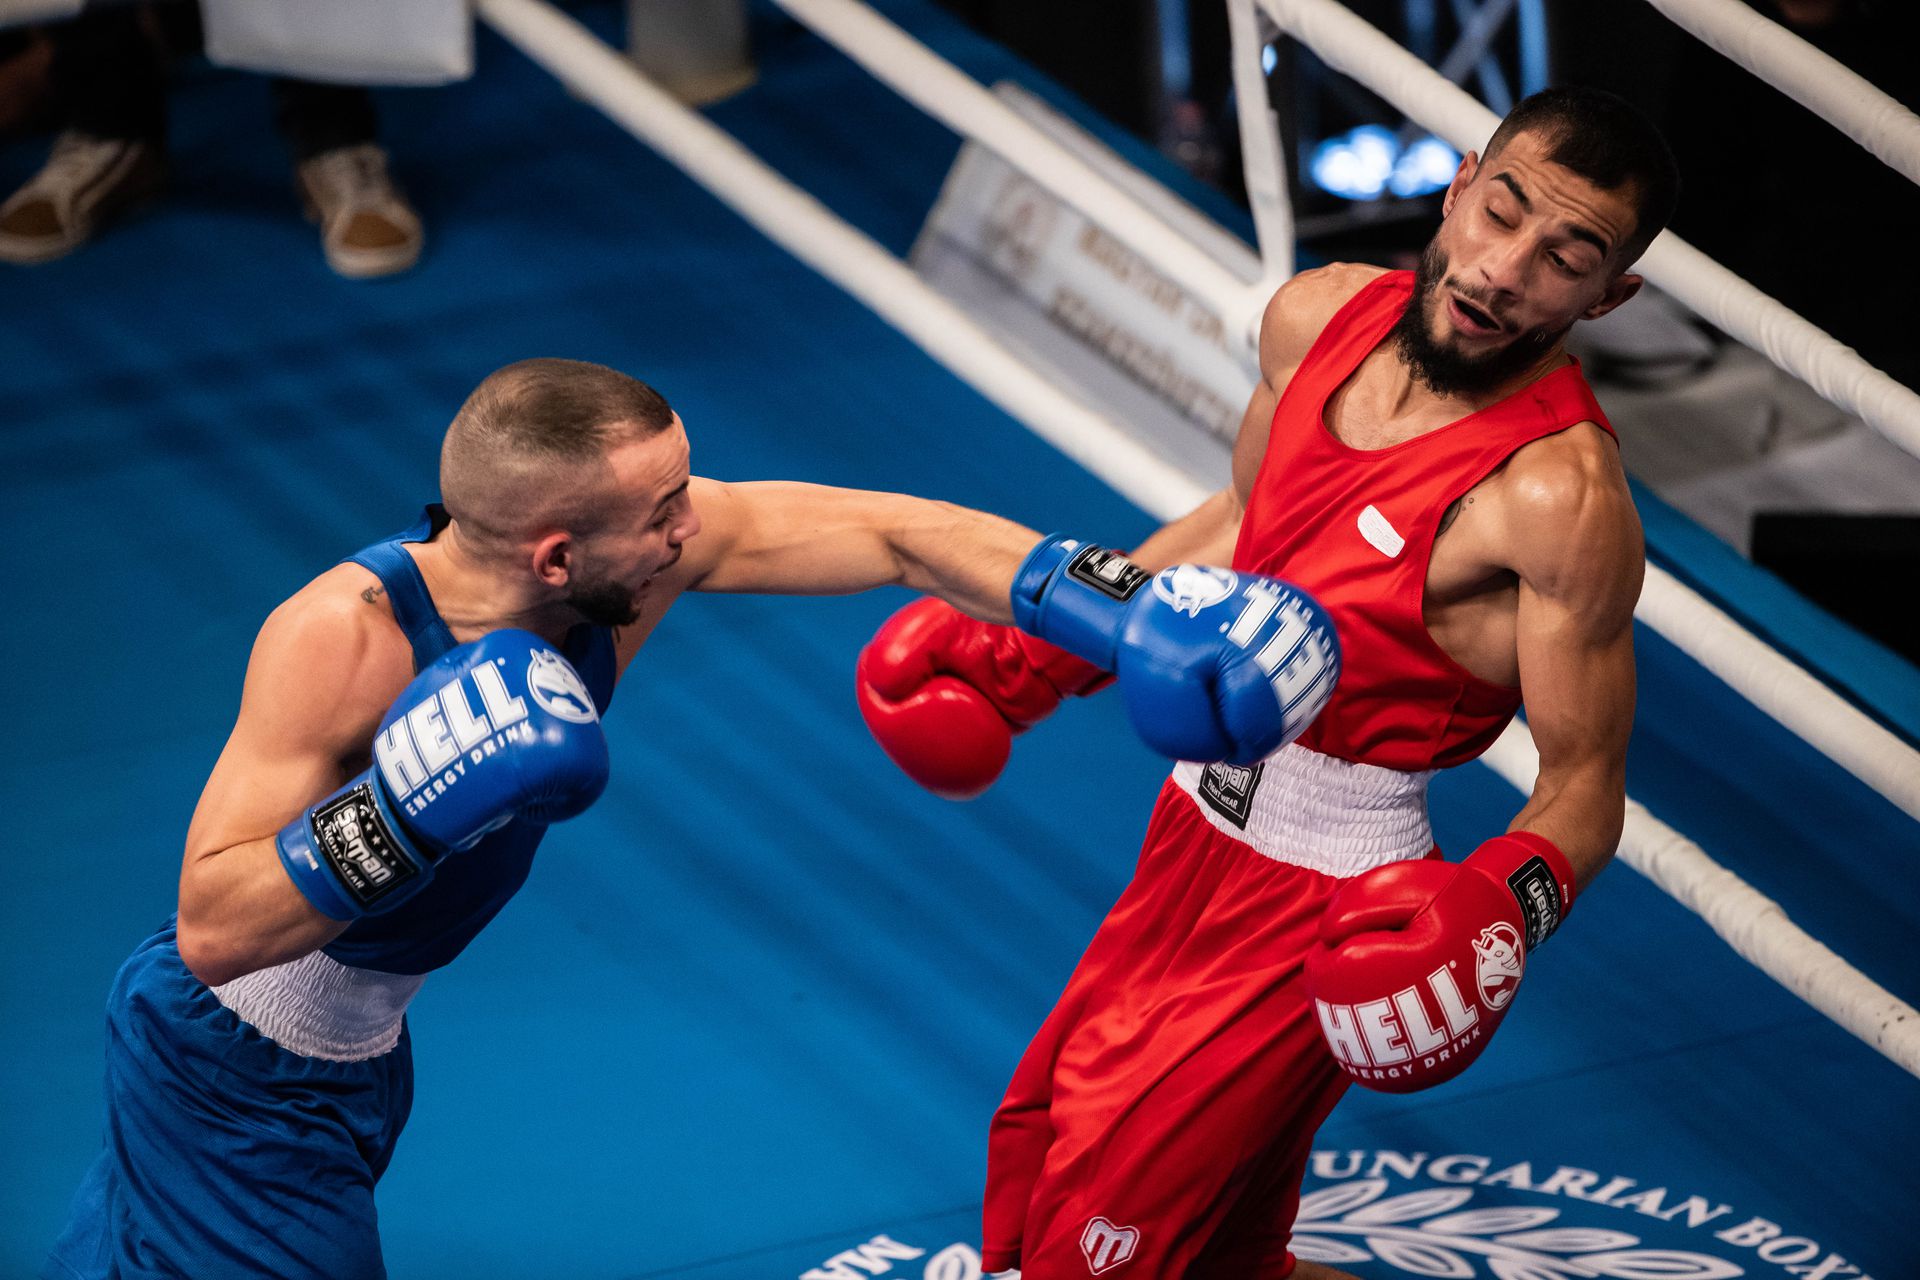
{"left": 474, "top": 0, "right": 1213, "bottom": 522}
{"left": 1251, "top": 0, "right": 1920, "bottom": 466}
{"left": 765, "top": 0, "right": 1271, "bottom": 348}
{"left": 1639, "top": 0, "right": 1920, "bottom": 188}
{"left": 1636, "top": 571, "right": 1920, "bottom": 821}
{"left": 1482, "top": 722, "right": 1920, "bottom": 1077}
{"left": 474, "top": 0, "right": 1920, "bottom": 1080}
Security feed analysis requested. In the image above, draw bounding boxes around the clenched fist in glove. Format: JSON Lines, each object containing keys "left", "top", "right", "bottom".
{"left": 1009, "top": 535, "right": 1340, "bottom": 766}
{"left": 1306, "top": 831, "right": 1577, "bottom": 1092}
{"left": 856, "top": 597, "right": 1112, "bottom": 800}
{"left": 858, "top": 534, "right": 1342, "bottom": 796}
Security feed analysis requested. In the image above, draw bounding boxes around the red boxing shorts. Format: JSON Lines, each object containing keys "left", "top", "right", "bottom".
{"left": 982, "top": 776, "right": 1359, "bottom": 1279}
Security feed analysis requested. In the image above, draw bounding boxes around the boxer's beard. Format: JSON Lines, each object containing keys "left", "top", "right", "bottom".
{"left": 567, "top": 573, "right": 641, "bottom": 627}
{"left": 1389, "top": 240, "right": 1567, "bottom": 396}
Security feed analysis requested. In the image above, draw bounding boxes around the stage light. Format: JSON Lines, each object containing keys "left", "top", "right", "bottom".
{"left": 1309, "top": 124, "right": 1396, "bottom": 200}
{"left": 1389, "top": 135, "right": 1460, "bottom": 197}
{"left": 1310, "top": 127, "right": 1459, "bottom": 201}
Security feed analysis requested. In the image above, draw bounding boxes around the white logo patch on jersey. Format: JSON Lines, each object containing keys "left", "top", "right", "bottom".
{"left": 1357, "top": 504, "right": 1406, "bottom": 558}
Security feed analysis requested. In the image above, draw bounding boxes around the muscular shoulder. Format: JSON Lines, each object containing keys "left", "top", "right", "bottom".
{"left": 247, "top": 565, "right": 416, "bottom": 752}
{"left": 1257, "top": 262, "right": 1387, "bottom": 383}
{"left": 1496, "top": 425, "right": 1644, "bottom": 611}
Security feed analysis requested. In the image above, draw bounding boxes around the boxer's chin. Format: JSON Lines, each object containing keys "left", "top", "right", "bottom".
{"left": 1391, "top": 304, "right": 1562, "bottom": 397}
{"left": 567, "top": 577, "right": 642, "bottom": 628}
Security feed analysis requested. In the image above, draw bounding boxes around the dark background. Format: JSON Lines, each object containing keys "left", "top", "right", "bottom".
{"left": 934, "top": 0, "right": 1920, "bottom": 391}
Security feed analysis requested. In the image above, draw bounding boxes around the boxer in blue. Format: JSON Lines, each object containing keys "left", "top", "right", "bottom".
{"left": 46, "top": 357, "right": 1338, "bottom": 1280}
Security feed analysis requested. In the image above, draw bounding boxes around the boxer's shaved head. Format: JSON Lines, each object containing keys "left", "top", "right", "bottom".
{"left": 441, "top": 357, "right": 675, "bottom": 550}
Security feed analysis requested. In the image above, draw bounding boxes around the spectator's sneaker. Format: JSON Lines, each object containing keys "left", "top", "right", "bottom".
{"left": 295, "top": 143, "right": 423, "bottom": 279}
{"left": 0, "top": 131, "right": 166, "bottom": 265}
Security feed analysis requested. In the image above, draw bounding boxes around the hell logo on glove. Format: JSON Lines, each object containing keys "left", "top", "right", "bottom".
{"left": 1313, "top": 950, "right": 1518, "bottom": 1085}
{"left": 376, "top": 659, "right": 533, "bottom": 804}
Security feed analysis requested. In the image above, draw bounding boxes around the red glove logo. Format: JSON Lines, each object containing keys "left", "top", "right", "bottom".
{"left": 1473, "top": 921, "right": 1524, "bottom": 1011}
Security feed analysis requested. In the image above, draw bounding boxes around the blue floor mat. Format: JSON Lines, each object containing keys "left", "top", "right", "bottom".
{"left": 3, "top": 4, "right": 1914, "bottom": 1278}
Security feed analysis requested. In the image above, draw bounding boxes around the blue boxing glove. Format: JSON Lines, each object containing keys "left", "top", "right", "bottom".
{"left": 276, "top": 629, "right": 610, "bottom": 920}
{"left": 1011, "top": 535, "right": 1340, "bottom": 765}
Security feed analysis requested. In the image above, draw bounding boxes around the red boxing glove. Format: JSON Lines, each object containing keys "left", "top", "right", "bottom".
{"left": 1305, "top": 831, "right": 1577, "bottom": 1093}
{"left": 856, "top": 597, "right": 1112, "bottom": 799}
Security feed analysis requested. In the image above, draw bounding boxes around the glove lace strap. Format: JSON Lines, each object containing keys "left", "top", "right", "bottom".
{"left": 1471, "top": 831, "right": 1577, "bottom": 949}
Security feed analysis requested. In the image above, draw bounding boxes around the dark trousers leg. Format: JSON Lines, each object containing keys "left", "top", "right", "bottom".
{"left": 51, "top": 8, "right": 167, "bottom": 143}
{"left": 272, "top": 80, "right": 378, "bottom": 161}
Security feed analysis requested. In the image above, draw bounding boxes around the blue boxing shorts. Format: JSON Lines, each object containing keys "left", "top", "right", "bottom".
{"left": 44, "top": 921, "right": 414, "bottom": 1280}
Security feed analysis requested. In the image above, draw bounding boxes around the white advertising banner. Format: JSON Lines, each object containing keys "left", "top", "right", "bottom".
{"left": 911, "top": 83, "right": 1262, "bottom": 492}
{"left": 203, "top": 0, "right": 474, "bottom": 87}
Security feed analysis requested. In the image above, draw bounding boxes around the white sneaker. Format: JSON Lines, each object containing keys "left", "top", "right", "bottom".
{"left": 0, "top": 130, "right": 166, "bottom": 265}
{"left": 295, "top": 143, "right": 423, "bottom": 279}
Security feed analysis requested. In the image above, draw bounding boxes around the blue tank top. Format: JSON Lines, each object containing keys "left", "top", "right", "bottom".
{"left": 322, "top": 506, "right": 618, "bottom": 975}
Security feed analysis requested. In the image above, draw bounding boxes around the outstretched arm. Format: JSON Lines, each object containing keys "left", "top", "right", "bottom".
{"left": 669, "top": 479, "right": 1042, "bottom": 622}
{"left": 848, "top": 266, "right": 1382, "bottom": 797}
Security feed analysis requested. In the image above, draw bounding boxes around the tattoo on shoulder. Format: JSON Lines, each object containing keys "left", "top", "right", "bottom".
{"left": 361, "top": 584, "right": 386, "bottom": 605}
{"left": 1437, "top": 494, "right": 1474, "bottom": 537}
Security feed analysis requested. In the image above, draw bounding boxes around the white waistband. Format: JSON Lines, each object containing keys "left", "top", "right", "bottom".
{"left": 211, "top": 949, "right": 424, "bottom": 1062}
{"left": 1171, "top": 742, "right": 1435, "bottom": 878}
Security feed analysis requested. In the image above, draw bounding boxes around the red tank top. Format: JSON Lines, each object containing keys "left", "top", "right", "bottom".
{"left": 1234, "top": 270, "right": 1614, "bottom": 771}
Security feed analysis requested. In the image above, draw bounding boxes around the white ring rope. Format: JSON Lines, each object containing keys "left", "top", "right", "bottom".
{"left": 1482, "top": 721, "right": 1920, "bottom": 1078}
{"left": 472, "top": 0, "right": 1211, "bottom": 522}
{"left": 1638, "top": 567, "right": 1920, "bottom": 823}
{"left": 1255, "top": 0, "right": 1920, "bottom": 464}
{"left": 766, "top": 0, "right": 1271, "bottom": 352}
{"left": 1640, "top": 0, "right": 1920, "bottom": 189}
{"left": 478, "top": 0, "right": 1919, "bottom": 1081}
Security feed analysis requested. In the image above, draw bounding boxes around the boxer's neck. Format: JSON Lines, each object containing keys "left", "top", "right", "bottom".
{"left": 405, "top": 524, "right": 577, "bottom": 648}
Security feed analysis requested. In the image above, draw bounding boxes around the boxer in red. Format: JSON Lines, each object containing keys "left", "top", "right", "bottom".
{"left": 858, "top": 87, "right": 1678, "bottom": 1277}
